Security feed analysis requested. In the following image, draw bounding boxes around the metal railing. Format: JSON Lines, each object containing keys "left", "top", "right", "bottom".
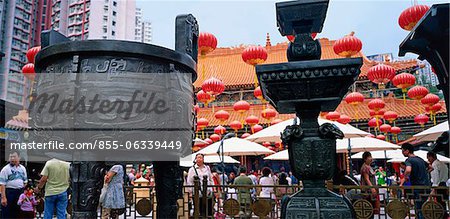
{"left": 32, "top": 177, "right": 449, "bottom": 218}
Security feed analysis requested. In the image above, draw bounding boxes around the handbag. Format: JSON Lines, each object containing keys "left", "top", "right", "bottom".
{"left": 99, "top": 183, "right": 108, "bottom": 203}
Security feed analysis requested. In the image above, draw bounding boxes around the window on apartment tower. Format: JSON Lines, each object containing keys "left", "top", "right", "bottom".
{"left": 112, "top": 21, "right": 116, "bottom": 26}
{"left": 112, "top": 11, "right": 116, "bottom": 16}
{"left": 112, "top": 31, "right": 115, "bottom": 36}
{"left": 113, "top": 1, "right": 117, "bottom": 7}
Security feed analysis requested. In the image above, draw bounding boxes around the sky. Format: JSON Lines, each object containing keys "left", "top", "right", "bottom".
{"left": 136, "top": 0, "right": 448, "bottom": 59}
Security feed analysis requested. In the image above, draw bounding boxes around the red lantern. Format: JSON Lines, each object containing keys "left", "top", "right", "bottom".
{"left": 245, "top": 115, "right": 259, "bottom": 126}
{"left": 368, "top": 118, "right": 381, "bottom": 128}
{"left": 22, "top": 63, "right": 36, "bottom": 80}
{"left": 241, "top": 133, "right": 251, "bottom": 139}
{"left": 368, "top": 99, "right": 385, "bottom": 112}
{"left": 26, "top": 46, "right": 41, "bottom": 63}
{"left": 345, "top": 92, "right": 364, "bottom": 105}
{"left": 202, "top": 77, "right": 225, "bottom": 96}
{"left": 337, "top": 115, "right": 351, "bottom": 124}
{"left": 210, "top": 134, "right": 221, "bottom": 142}
{"left": 392, "top": 73, "right": 416, "bottom": 92}
{"left": 194, "top": 105, "right": 200, "bottom": 114}
{"left": 326, "top": 111, "right": 340, "bottom": 121}
{"left": 214, "top": 125, "right": 227, "bottom": 135}
{"left": 429, "top": 103, "right": 442, "bottom": 125}
{"left": 268, "top": 146, "right": 276, "bottom": 151}
{"left": 367, "top": 134, "right": 375, "bottom": 138}
{"left": 333, "top": 32, "right": 362, "bottom": 58}
{"left": 379, "top": 124, "right": 392, "bottom": 133}
{"left": 376, "top": 135, "right": 386, "bottom": 141}
{"left": 197, "top": 118, "right": 209, "bottom": 129}
{"left": 275, "top": 142, "right": 283, "bottom": 149}
{"left": 251, "top": 124, "right": 263, "bottom": 134}
{"left": 271, "top": 119, "right": 283, "bottom": 125}
{"left": 242, "top": 46, "right": 268, "bottom": 66}
{"left": 375, "top": 109, "right": 386, "bottom": 119}
{"left": 198, "top": 32, "right": 217, "bottom": 55}
{"left": 383, "top": 111, "right": 398, "bottom": 123}
{"left": 204, "top": 138, "right": 213, "bottom": 145}
{"left": 407, "top": 86, "right": 429, "bottom": 100}
{"left": 431, "top": 103, "right": 442, "bottom": 113}
{"left": 214, "top": 110, "right": 230, "bottom": 122}
{"left": 367, "top": 64, "right": 396, "bottom": 88}
{"left": 196, "top": 90, "right": 213, "bottom": 105}
{"left": 414, "top": 114, "right": 429, "bottom": 127}
{"left": 287, "top": 33, "right": 317, "bottom": 42}
{"left": 254, "top": 86, "right": 263, "bottom": 100}
{"left": 261, "top": 108, "right": 277, "bottom": 120}
{"left": 369, "top": 110, "right": 376, "bottom": 117}
{"left": 392, "top": 73, "right": 416, "bottom": 103}
{"left": 398, "top": 5, "right": 430, "bottom": 31}
{"left": 390, "top": 127, "right": 401, "bottom": 135}
{"left": 229, "top": 120, "right": 243, "bottom": 132}
{"left": 420, "top": 93, "right": 440, "bottom": 106}
{"left": 262, "top": 142, "right": 271, "bottom": 147}
{"left": 233, "top": 100, "right": 250, "bottom": 113}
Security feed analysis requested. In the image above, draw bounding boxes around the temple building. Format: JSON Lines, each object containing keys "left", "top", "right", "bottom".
{"left": 194, "top": 35, "right": 447, "bottom": 147}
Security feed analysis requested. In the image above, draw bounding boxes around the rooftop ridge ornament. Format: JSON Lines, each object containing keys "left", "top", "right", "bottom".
{"left": 257, "top": 0, "right": 362, "bottom": 218}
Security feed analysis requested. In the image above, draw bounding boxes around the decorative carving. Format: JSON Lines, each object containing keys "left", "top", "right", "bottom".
{"left": 70, "top": 161, "right": 106, "bottom": 218}
{"left": 422, "top": 200, "right": 445, "bottom": 219}
{"left": 251, "top": 199, "right": 272, "bottom": 217}
{"left": 175, "top": 14, "right": 199, "bottom": 63}
{"left": 34, "top": 22, "right": 198, "bottom": 218}
{"left": 223, "top": 199, "right": 240, "bottom": 216}
{"left": 318, "top": 123, "right": 344, "bottom": 139}
{"left": 288, "top": 34, "right": 321, "bottom": 61}
{"left": 281, "top": 118, "right": 303, "bottom": 146}
{"left": 136, "top": 198, "right": 152, "bottom": 216}
{"left": 353, "top": 199, "right": 373, "bottom": 219}
{"left": 386, "top": 199, "right": 408, "bottom": 219}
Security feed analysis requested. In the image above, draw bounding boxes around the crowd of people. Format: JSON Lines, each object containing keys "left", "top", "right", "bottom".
{"left": 0, "top": 150, "right": 126, "bottom": 219}
{"left": 1, "top": 144, "right": 449, "bottom": 218}
{"left": 356, "top": 143, "right": 449, "bottom": 219}
{"left": 179, "top": 153, "right": 298, "bottom": 218}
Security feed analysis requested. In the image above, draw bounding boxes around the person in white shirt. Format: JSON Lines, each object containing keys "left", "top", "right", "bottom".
{"left": 259, "top": 167, "right": 276, "bottom": 200}
{"left": 187, "top": 153, "right": 214, "bottom": 217}
{"left": 0, "top": 151, "right": 27, "bottom": 218}
{"left": 427, "top": 151, "right": 449, "bottom": 217}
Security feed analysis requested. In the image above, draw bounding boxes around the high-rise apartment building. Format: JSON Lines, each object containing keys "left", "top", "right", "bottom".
{"left": 135, "top": 7, "right": 151, "bottom": 44}
{"left": 1, "top": 0, "right": 139, "bottom": 107}
{"left": 0, "top": 0, "right": 36, "bottom": 105}
{"left": 48, "top": 0, "right": 136, "bottom": 41}
{"left": 141, "top": 20, "right": 151, "bottom": 44}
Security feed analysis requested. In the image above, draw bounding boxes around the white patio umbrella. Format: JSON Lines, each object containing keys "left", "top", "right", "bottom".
{"left": 264, "top": 149, "right": 289, "bottom": 161}
{"left": 193, "top": 138, "right": 208, "bottom": 146}
{"left": 196, "top": 137, "right": 275, "bottom": 156}
{"left": 264, "top": 137, "right": 400, "bottom": 160}
{"left": 336, "top": 137, "right": 400, "bottom": 153}
{"left": 245, "top": 117, "right": 369, "bottom": 143}
{"left": 413, "top": 121, "right": 449, "bottom": 142}
{"left": 354, "top": 149, "right": 450, "bottom": 163}
{"left": 179, "top": 154, "right": 240, "bottom": 167}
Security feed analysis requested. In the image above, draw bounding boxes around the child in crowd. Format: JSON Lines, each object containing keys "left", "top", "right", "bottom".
{"left": 17, "top": 184, "right": 39, "bottom": 219}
